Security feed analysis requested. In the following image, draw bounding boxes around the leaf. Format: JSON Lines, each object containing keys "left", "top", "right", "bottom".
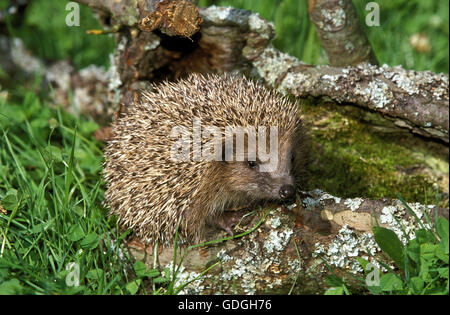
{"left": 118, "top": 229, "right": 132, "bottom": 241}
{"left": 420, "top": 243, "right": 438, "bottom": 262}
{"left": 380, "top": 273, "right": 403, "bottom": 292}
{"left": 144, "top": 268, "right": 160, "bottom": 278}
{"left": 356, "top": 257, "right": 370, "bottom": 271}
{"left": 85, "top": 268, "right": 104, "bottom": 280}
{"left": 133, "top": 261, "right": 147, "bottom": 278}
{"left": 0, "top": 278, "right": 23, "bottom": 294}
{"left": 415, "top": 229, "right": 436, "bottom": 244}
{"left": 434, "top": 245, "right": 449, "bottom": 264}
{"left": 407, "top": 239, "right": 420, "bottom": 263}
{"left": 30, "top": 223, "right": 45, "bottom": 234}
{"left": 367, "top": 285, "right": 382, "bottom": 295}
{"left": 152, "top": 277, "right": 170, "bottom": 284}
{"left": 68, "top": 224, "right": 85, "bottom": 242}
{"left": 43, "top": 145, "right": 62, "bottom": 162}
{"left": 1, "top": 189, "right": 19, "bottom": 211}
{"left": 126, "top": 279, "right": 141, "bottom": 295}
{"left": 80, "top": 232, "right": 100, "bottom": 250}
{"left": 324, "top": 287, "right": 344, "bottom": 295}
{"left": 419, "top": 259, "right": 430, "bottom": 282}
{"left": 437, "top": 267, "right": 449, "bottom": 280}
{"left": 325, "top": 274, "right": 343, "bottom": 287}
{"left": 436, "top": 217, "right": 449, "bottom": 254}
{"left": 134, "top": 261, "right": 160, "bottom": 278}
{"left": 373, "top": 226, "right": 405, "bottom": 269}
{"left": 409, "top": 277, "right": 424, "bottom": 294}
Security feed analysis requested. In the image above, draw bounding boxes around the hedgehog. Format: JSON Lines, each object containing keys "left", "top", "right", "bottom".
{"left": 104, "top": 73, "right": 310, "bottom": 245}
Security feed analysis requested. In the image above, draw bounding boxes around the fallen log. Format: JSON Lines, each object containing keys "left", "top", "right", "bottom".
{"left": 125, "top": 190, "right": 449, "bottom": 294}
{"left": 71, "top": 2, "right": 449, "bottom": 143}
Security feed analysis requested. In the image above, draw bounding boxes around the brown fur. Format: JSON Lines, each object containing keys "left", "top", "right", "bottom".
{"left": 104, "top": 73, "right": 310, "bottom": 245}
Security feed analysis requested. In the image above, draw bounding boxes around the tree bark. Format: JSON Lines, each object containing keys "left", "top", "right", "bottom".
{"left": 252, "top": 46, "right": 449, "bottom": 142}
{"left": 75, "top": 0, "right": 201, "bottom": 37}
{"left": 308, "top": 0, "right": 378, "bottom": 66}
{"left": 71, "top": 1, "right": 449, "bottom": 143}
{"left": 126, "top": 189, "right": 448, "bottom": 294}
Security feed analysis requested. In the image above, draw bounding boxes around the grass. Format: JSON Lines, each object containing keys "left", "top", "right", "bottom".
{"left": 0, "top": 87, "right": 135, "bottom": 294}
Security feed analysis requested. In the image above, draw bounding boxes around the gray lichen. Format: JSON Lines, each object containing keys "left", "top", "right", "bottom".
{"left": 253, "top": 46, "right": 302, "bottom": 88}
{"left": 248, "top": 12, "right": 274, "bottom": 40}
{"left": 313, "top": 224, "right": 380, "bottom": 274}
{"left": 379, "top": 201, "right": 434, "bottom": 244}
{"left": 214, "top": 208, "right": 298, "bottom": 294}
{"left": 263, "top": 229, "right": 294, "bottom": 254}
{"left": 165, "top": 261, "right": 207, "bottom": 295}
{"left": 319, "top": 7, "right": 346, "bottom": 31}
{"left": 344, "top": 197, "right": 363, "bottom": 211}
{"left": 356, "top": 79, "right": 392, "bottom": 109}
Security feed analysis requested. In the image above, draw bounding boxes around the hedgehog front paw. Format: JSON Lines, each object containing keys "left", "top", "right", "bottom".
{"left": 210, "top": 209, "right": 249, "bottom": 236}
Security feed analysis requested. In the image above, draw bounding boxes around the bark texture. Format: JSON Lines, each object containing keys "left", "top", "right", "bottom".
{"left": 71, "top": 1, "right": 449, "bottom": 143}
{"left": 308, "top": 0, "right": 378, "bottom": 66}
{"left": 126, "top": 190, "right": 448, "bottom": 294}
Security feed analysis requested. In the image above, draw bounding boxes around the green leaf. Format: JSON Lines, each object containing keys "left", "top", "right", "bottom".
{"left": 407, "top": 239, "right": 420, "bottom": 263}
{"left": 117, "top": 229, "right": 132, "bottom": 241}
{"left": 134, "top": 261, "right": 147, "bottom": 278}
{"left": 126, "top": 279, "right": 141, "bottom": 295}
{"left": 415, "top": 229, "right": 436, "bottom": 244}
{"left": 356, "top": 257, "right": 370, "bottom": 271}
{"left": 80, "top": 232, "right": 100, "bottom": 250}
{"left": 152, "top": 277, "right": 170, "bottom": 284}
{"left": 68, "top": 224, "right": 85, "bottom": 242}
{"left": 435, "top": 245, "right": 449, "bottom": 264}
{"left": 325, "top": 274, "right": 343, "bottom": 287}
{"left": 0, "top": 278, "right": 23, "bottom": 294}
{"left": 419, "top": 259, "right": 430, "bottom": 281}
{"left": 145, "top": 268, "right": 160, "bottom": 278}
{"left": 367, "top": 285, "right": 382, "bottom": 295}
{"left": 437, "top": 267, "right": 449, "bottom": 280}
{"left": 373, "top": 226, "right": 405, "bottom": 269}
{"left": 409, "top": 277, "right": 424, "bottom": 294}
{"left": 325, "top": 287, "right": 344, "bottom": 295}
{"left": 436, "top": 217, "right": 449, "bottom": 254}
{"left": 43, "top": 145, "right": 62, "bottom": 162}
{"left": 85, "top": 268, "right": 104, "bottom": 280}
{"left": 420, "top": 243, "right": 438, "bottom": 262}
{"left": 1, "top": 189, "right": 19, "bottom": 211}
{"left": 380, "top": 273, "right": 403, "bottom": 292}
{"left": 30, "top": 223, "right": 46, "bottom": 234}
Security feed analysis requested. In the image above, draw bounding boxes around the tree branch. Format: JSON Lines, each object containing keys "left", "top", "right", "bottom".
{"left": 252, "top": 46, "right": 449, "bottom": 142}
{"left": 308, "top": 0, "right": 378, "bottom": 66}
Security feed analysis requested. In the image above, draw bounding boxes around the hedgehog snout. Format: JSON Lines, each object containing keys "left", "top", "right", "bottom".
{"left": 279, "top": 184, "right": 295, "bottom": 202}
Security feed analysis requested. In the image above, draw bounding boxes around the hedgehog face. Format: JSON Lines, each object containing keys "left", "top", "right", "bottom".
{"left": 218, "top": 139, "right": 297, "bottom": 203}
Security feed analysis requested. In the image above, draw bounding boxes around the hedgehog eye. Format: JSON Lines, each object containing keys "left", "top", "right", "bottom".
{"left": 247, "top": 160, "right": 258, "bottom": 169}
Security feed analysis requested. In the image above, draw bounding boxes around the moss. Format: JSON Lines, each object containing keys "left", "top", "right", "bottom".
{"left": 300, "top": 100, "right": 447, "bottom": 204}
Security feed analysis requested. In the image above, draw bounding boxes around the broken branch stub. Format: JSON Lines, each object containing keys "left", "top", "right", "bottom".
{"left": 138, "top": 0, "right": 202, "bottom": 38}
